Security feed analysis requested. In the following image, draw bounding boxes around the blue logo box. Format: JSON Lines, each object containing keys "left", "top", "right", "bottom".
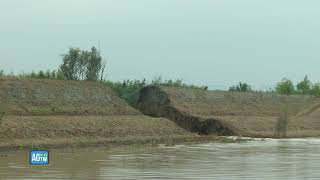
{"left": 30, "top": 150, "right": 49, "bottom": 165}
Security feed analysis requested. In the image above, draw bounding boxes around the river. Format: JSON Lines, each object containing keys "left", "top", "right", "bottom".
{"left": 1, "top": 138, "right": 320, "bottom": 179}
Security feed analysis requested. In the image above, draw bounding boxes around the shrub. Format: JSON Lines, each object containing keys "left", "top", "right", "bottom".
{"left": 104, "top": 80, "right": 146, "bottom": 106}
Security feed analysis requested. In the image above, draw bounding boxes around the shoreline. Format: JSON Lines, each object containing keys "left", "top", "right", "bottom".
{"left": 0, "top": 135, "right": 246, "bottom": 152}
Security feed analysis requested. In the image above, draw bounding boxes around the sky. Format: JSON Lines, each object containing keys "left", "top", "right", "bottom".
{"left": 1, "top": 0, "right": 320, "bottom": 90}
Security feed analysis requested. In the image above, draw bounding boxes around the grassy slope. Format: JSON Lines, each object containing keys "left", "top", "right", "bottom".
{"left": 0, "top": 77, "right": 141, "bottom": 116}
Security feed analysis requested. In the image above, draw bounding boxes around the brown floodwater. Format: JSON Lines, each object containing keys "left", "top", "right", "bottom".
{"left": 0, "top": 138, "right": 320, "bottom": 179}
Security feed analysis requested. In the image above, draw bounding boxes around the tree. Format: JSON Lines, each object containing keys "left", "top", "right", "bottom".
{"left": 85, "top": 47, "right": 102, "bottom": 81}
{"left": 56, "top": 69, "right": 65, "bottom": 80}
{"left": 229, "top": 82, "right": 252, "bottom": 92}
{"left": 310, "top": 83, "right": 320, "bottom": 96}
{"left": 38, "top": 70, "right": 45, "bottom": 79}
{"left": 59, "top": 47, "right": 104, "bottom": 81}
{"left": 100, "top": 59, "right": 108, "bottom": 82}
{"left": 276, "top": 78, "right": 294, "bottom": 95}
{"left": 60, "top": 48, "right": 81, "bottom": 80}
{"left": 296, "top": 75, "right": 312, "bottom": 94}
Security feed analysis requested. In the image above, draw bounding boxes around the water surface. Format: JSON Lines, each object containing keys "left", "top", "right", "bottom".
{"left": 1, "top": 138, "right": 320, "bottom": 179}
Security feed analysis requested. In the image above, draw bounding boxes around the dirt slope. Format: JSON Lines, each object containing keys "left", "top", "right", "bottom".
{"left": 0, "top": 77, "right": 141, "bottom": 116}
{"left": 138, "top": 86, "right": 320, "bottom": 137}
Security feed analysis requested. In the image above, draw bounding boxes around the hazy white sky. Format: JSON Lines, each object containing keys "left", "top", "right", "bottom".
{"left": 1, "top": 0, "right": 320, "bottom": 89}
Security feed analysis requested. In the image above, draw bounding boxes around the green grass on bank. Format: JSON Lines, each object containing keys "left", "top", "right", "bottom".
{"left": 0, "top": 70, "right": 207, "bottom": 106}
{"left": 104, "top": 78, "right": 207, "bottom": 106}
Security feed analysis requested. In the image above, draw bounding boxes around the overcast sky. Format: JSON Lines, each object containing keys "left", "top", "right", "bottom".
{"left": 1, "top": 0, "right": 320, "bottom": 89}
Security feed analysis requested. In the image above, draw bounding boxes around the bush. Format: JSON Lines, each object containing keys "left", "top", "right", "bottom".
{"left": 276, "top": 78, "right": 295, "bottom": 95}
{"left": 104, "top": 79, "right": 146, "bottom": 106}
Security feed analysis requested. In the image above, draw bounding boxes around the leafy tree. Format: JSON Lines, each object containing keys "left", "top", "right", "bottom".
{"left": 56, "top": 69, "right": 65, "bottom": 80}
{"left": 59, "top": 47, "right": 103, "bottom": 81}
{"left": 296, "top": 75, "right": 312, "bottom": 94}
{"left": 310, "top": 83, "right": 320, "bottom": 96}
{"left": 51, "top": 70, "right": 56, "bottom": 79}
{"left": 0, "top": 70, "right": 4, "bottom": 76}
{"left": 38, "top": 70, "right": 45, "bottom": 79}
{"left": 85, "top": 47, "right": 102, "bottom": 81}
{"left": 45, "top": 70, "right": 51, "bottom": 79}
{"left": 60, "top": 48, "right": 81, "bottom": 80}
{"left": 276, "top": 78, "right": 295, "bottom": 95}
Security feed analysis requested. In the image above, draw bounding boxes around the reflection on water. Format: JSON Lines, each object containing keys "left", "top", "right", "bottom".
{"left": 1, "top": 138, "right": 320, "bottom": 179}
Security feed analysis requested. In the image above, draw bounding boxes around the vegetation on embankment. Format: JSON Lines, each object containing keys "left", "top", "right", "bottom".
{"left": 2, "top": 46, "right": 320, "bottom": 106}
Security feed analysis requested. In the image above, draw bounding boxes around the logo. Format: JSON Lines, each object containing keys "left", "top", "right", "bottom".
{"left": 30, "top": 150, "right": 49, "bottom": 165}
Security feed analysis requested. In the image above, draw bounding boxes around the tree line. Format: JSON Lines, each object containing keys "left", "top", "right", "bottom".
{"left": 229, "top": 75, "right": 320, "bottom": 96}
{"left": 1, "top": 46, "right": 320, "bottom": 96}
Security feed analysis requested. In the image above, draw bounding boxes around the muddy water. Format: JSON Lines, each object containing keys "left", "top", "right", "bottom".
{"left": 0, "top": 139, "right": 320, "bottom": 179}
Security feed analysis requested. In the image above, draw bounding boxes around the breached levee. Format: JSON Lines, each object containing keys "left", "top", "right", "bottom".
{"left": 138, "top": 86, "right": 320, "bottom": 138}
{"left": 137, "top": 86, "right": 238, "bottom": 136}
